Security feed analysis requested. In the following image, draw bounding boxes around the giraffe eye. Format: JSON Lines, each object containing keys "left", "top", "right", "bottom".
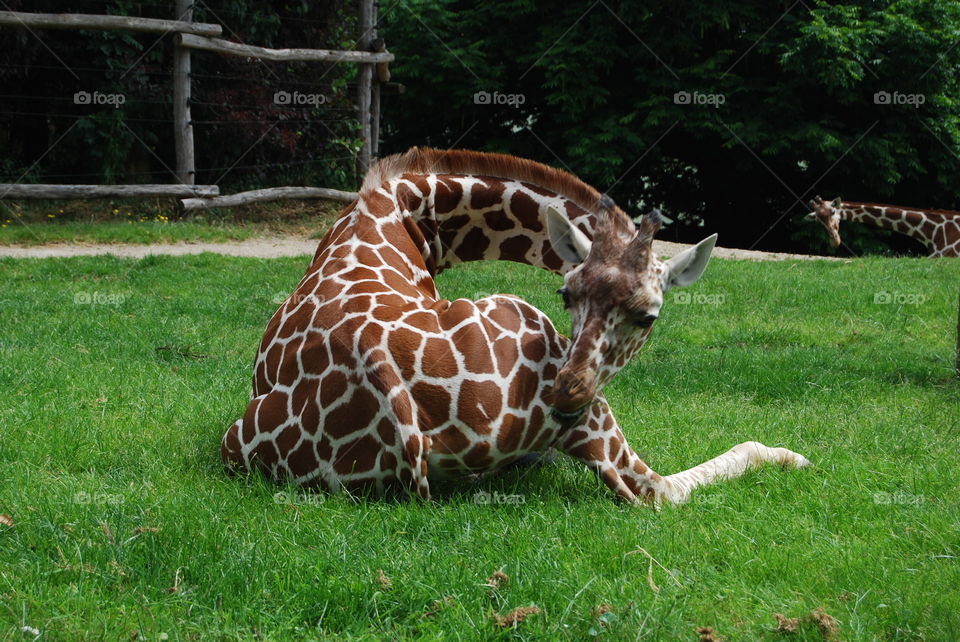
{"left": 633, "top": 313, "right": 658, "bottom": 328}
{"left": 557, "top": 286, "right": 572, "bottom": 309}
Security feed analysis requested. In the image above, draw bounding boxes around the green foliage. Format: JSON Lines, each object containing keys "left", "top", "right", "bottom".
{"left": 381, "top": 0, "right": 960, "bottom": 254}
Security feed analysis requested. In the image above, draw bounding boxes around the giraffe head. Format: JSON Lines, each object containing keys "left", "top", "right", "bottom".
{"left": 545, "top": 197, "right": 717, "bottom": 419}
{"left": 806, "top": 196, "right": 843, "bottom": 248}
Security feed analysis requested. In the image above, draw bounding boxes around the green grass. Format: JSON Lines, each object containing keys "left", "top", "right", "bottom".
{"left": 0, "top": 253, "right": 958, "bottom": 640}
{"left": 0, "top": 198, "right": 341, "bottom": 245}
{"left": 0, "top": 220, "right": 261, "bottom": 246}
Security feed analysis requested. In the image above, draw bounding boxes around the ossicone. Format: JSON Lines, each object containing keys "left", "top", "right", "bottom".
{"left": 637, "top": 208, "right": 663, "bottom": 241}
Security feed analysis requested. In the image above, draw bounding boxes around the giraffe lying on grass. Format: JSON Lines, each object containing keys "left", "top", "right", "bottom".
{"left": 221, "top": 148, "right": 810, "bottom": 505}
{"left": 806, "top": 196, "right": 960, "bottom": 257}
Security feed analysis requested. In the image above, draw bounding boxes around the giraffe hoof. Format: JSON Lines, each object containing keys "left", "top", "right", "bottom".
{"left": 794, "top": 454, "right": 813, "bottom": 468}
{"left": 778, "top": 448, "right": 812, "bottom": 468}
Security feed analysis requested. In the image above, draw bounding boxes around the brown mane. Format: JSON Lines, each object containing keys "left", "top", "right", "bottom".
{"left": 361, "top": 147, "right": 626, "bottom": 220}
{"left": 841, "top": 201, "right": 960, "bottom": 218}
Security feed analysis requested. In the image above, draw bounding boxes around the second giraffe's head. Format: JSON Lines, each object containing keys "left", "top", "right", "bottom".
{"left": 806, "top": 196, "right": 843, "bottom": 248}
{"left": 545, "top": 197, "right": 717, "bottom": 419}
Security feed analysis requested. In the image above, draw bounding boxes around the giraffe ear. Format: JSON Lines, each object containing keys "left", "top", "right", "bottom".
{"left": 831, "top": 197, "right": 842, "bottom": 208}
{"left": 661, "top": 233, "right": 717, "bottom": 292}
{"left": 546, "top": 205, "right": 591, "bottom": 265}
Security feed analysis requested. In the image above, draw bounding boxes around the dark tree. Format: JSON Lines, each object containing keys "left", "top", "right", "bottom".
{"left": 380, "top": 0, "right": 960, "bottom": 254}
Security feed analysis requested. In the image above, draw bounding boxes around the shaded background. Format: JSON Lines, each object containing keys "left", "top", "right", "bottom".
{"left": 2, "top": 0, "right": 959, "bottom": 255}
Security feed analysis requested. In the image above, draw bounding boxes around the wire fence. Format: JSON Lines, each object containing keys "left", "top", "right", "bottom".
{"left": 0, "top": 0, "right": 384, "bottom": 202}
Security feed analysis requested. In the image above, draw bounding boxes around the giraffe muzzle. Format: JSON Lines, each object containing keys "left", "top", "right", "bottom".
{"left": 551, "top": 367, "right": 597, "bottom": 415}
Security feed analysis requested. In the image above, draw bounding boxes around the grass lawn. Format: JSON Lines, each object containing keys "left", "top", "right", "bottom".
{"left": 0, "top": 252, "right": 958, "bottom": 640}
{"left": 0, "top": 198, "right": 342, "bottom": 245}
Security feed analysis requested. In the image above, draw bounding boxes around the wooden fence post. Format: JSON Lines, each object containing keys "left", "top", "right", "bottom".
{"left": 357, "top": 0, "right": 375, "bottom": 178}
{"left": 173, "top": 0, "right": 195, "bottom": 185}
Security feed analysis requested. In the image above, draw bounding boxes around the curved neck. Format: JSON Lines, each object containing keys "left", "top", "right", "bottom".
{"left": 372, "top": 173, "right": 597, "bottom": 276}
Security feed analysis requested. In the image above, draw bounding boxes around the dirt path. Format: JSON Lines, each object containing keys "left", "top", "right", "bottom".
{"left": 653, "top": 239, "right": 841, "bottom": 262}
{"left": 0, "top": 236, "right": 841, "bottom": 261}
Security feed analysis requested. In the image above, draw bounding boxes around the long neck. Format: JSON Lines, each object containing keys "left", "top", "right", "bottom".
{"left": 839, "top": 203, "right": 939, "bottom": 251}
{"left": 381, "top": 173, "right": 596, "bottom": 276}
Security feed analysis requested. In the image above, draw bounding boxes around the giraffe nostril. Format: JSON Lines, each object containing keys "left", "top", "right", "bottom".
{"left": 552, "top": 368, "right": 597, "bottom": 413}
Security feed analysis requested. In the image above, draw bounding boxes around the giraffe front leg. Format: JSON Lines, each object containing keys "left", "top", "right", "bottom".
{"left": 559, "top": 402, "right": 667, "bottom": 505}
{"left": 662, "top": 441, "right": 811, "bottom": 504}
{"left": 559, "top": 402, "right": 811, "bottom": 506}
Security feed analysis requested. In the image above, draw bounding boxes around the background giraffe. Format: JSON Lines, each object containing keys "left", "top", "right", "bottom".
{"left": 221, "top": 148, "right": 810, "bottom": 505}
{"left": 807, "top": 196, "right": 960, "bottom": 257}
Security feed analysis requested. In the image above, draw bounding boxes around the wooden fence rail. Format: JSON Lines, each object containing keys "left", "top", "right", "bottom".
{"left": 0, "top": 10, "right": 221, "bottom": 36}
{"left": 0, "top": 184, "right": 218, "bottom": 198}
{"left": 177, "top": 33, "right": 393, "bottom": 64}
{"left": 179, "top": 186, "right": 356, "bottom": 211}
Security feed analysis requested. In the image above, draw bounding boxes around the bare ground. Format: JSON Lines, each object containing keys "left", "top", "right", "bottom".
{"left": 0, "top": 236, "right": 842, "bottom": 261}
